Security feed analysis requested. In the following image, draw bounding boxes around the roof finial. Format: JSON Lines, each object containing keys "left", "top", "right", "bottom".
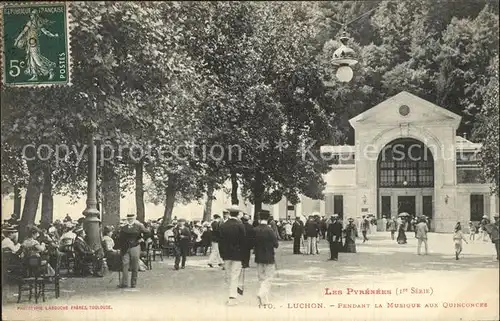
{"left": 463, "top": 132, "right": 467, "bottom": 140}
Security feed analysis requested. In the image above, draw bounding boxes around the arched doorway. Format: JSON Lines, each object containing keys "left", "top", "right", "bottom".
{"left": 377, "top": 138, "right": 435, "bottom": 226}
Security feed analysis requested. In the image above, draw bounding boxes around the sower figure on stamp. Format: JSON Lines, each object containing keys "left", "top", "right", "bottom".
{"left": 14, "top": 9, "right": 59, "bottom": 81}
{"left": 218, "top": 206, "right": 246, "bottom": 306}
{"left": 327, "top": 214, "right": 342, "bottom": 261}
{"left": 118, "top": 214, "right": 150, "bottom": 288}
{"left": 173, "top": 219, "right": 191, "bottom": 270}
{"left": 253, "top": 210, "right": 279, "bottom": 306}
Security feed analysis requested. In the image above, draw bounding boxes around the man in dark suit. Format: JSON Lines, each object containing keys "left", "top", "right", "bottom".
{"left": 208, "top": 214, "right": 224, "bottom": 268}
{"left": 253, "top": 210, "right": 279, "bottom": 306}
{"left": 291, "top": 217, "right": 304, "bottom": 254}
{"left": 320, "top": 216, "right": 328, "bottom": 240}
{"left": 241, "top": 214, "right": 255, "bottom": 268}
{"left": 73, "top": 226, "right": 103, "bottom": 277}
{"left": 173, "top": 219, "right": 191, "bottom": 270}
{"left": 117, "top": 214, "right": 150, "bottom": 288}
{"left": 219, "top": 206, "right": 246, "bottom": 306}
{"left": 327, "top": 214, "right": 343, "bottom": 261}
{"left": 305, "top": 215, "right": 319, "bottom": 255}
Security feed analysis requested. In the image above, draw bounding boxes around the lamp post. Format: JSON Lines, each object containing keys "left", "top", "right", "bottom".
{"left": 323, "top": 31, "right": 359, "bottom": 86}
{"left": 331, "top": 31, "right": 358, "bottom": 83}
{"left": 82, "top": 134, "right": 102, "bottom": 251}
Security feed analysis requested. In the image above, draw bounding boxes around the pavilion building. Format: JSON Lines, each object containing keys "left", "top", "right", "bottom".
{"left": 269, "top": 91, "right": 499, "bottom": 232}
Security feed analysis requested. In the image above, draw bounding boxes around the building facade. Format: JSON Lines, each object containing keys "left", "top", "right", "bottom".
{"left": 271, "top": 91, "right": 498, "bottom": 232}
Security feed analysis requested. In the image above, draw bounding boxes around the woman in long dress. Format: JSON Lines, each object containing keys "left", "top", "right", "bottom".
{"left": 397, "top": 218, "right": 408, "bottom": 244}
{"left": 102, "top": 226, "right": 122, "bottom": 271}
{"left": 13, "top": 9, "right": 59, "bottom": 81}
{"left": 343, "top": 218, "right": 358, "bottom": 253}
{"left": 22, "top": 226, "right": 56, "bottom": 276}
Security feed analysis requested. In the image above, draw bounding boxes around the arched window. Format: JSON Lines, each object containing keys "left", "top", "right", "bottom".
{"left": 378, "top": 138, "right": 434, "bottom": 188}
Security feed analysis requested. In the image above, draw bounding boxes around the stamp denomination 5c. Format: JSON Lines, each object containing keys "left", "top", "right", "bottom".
{"left": 1, "top": 2, "right": 70, "bottom": 86}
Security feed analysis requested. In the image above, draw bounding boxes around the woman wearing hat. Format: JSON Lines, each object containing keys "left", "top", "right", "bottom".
{"left": 396, "top": 217, "right": 408, "bottom": 244}
{"left": 343, "top": 218, "right": 358, "bottom": 253}
{"left": 22, "top": 226, "right": 56, "bottom": 276}
{"left": 117, "top": 214, "right": 150, "bottom": 288}
{"left": 480, "top": 215, "right": 491, "bottom": 242}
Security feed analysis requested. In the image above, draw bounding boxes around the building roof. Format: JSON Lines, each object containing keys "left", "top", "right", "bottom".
{"left": 455, "top": 136, "right": 482, "bottom": 151}
{"left": 349, "top": 91, "right": 462, "bottom": 129}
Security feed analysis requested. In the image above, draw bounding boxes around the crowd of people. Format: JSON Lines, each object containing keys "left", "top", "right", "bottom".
{"left": 2, "top": 208, "right": 499, "bottom": 306}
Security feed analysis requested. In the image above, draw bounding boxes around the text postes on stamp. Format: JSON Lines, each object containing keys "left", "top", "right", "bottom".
{"left": 2, "top": 2, "right": 70, "bottom": 87}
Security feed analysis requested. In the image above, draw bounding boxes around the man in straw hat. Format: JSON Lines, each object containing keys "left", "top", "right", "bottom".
{"left": 73, "top": 225, "right": 104, "bottom": 277}
{"left": 219, "top": 205, "right": 246, "bottom": 306}
{"left": 173, "top": 218, "right": 191, "bottom": 270}
{"left": 254, "top": 209, "right": 279, "bottom": 306}
{"left": 1, "top": 226, "right": 21, "bottom": 253}
{"left": 117, "top": 213, "right": 150, "bottom": 288}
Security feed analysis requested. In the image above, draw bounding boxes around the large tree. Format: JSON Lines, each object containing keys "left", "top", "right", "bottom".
{"left": 472, "top": 56, "right": 499, "bottom": 195}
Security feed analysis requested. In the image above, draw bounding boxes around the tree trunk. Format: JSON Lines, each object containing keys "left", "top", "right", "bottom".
{"left": 203, "top": 182, "right": 215, "bottom": 222}
{"left": 163, "top": 175, "right": 177, "bottom": 223}
{"left": 252, "top": 171, "right": 264, "bottom": 221}
{"left": 102, "top": 163, "right": 120, "bottom": 227}
{"left": 135, "top": 161, "right": 145, "bottom": 222}
{"left": 19, "top": 161, "right": 43, "bottom": 241}
{"left": 230, "top": 170, "right": 239, "bottom": 205}
{"left": 40, "top": 165, "right": 53, "bottom": 230}
{"left": 13, "top": 185, "right": 22, "bottom": 217}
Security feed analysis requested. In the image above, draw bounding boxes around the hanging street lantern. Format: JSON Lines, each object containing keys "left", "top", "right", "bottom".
{"left": 331, "top": 32, "right": 358, "bottom": 83}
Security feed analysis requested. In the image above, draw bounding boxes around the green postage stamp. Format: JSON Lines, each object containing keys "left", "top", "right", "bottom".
{"left": 1, "top": 2, "right": 71, "bottom": 86}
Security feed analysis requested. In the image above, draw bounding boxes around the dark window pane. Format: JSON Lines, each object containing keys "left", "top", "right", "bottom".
{"left": 470, "top": 194, "right": 484, "bottom": 221}
{"left": 378, "top": 138, "right": 434, "bottom": 188}
{"left": 457, "top": 168, "right": 486, "bottom": 184}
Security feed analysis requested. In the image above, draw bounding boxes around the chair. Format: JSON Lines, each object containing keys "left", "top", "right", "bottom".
{"left": 2, "top": 249, "right": 23, "bottom": 284}
{"left": 151, "top": 238, "right": 163, "bottom": 262}
{"left": 140, "top": 242, "right": 153, "bottom": 270}
{"left": 187, "top": 241, "right": 195, "bottom": 256}
{"left": 41, "top": 254, "right": 61, "bottom": 300}
{"left": 105, "top": 253, "right": 122, "bottom": 286}
{"left": 59, "top": 239, "right": 75, "bottom": 275}
{"left": 17, "top": 255, "right": 45, "bottom": 303}
{"left": 163, "top": 238, "right": 176, "bottom": 258}
{"left": 74, "top": 250, "right": 97, "bottom": 276}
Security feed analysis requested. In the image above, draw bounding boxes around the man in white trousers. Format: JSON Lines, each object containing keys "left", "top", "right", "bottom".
{"left": 207, "top": 214, "right": 224, "bottom": 269}
{"left": 219, "top": 206, "right": 246, "bottom": 306}
{"left": 253, "top": 210, "right": 279, "bottom": 306}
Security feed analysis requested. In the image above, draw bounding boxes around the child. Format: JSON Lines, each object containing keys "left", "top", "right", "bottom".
{"left": 468, "top": 221, "right": 476, "bottom": 241}
{"left": 453, "top": 222, "right": 468, "bottom": 260}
